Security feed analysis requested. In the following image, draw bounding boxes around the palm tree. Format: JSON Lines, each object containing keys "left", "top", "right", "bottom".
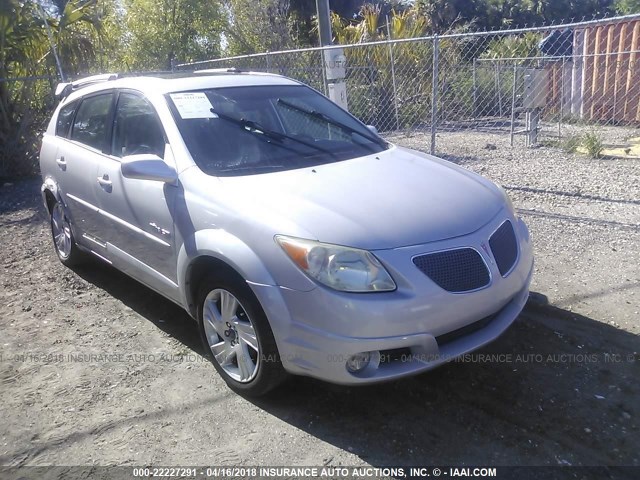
{"left": 328, "top": 3, "right": 432, "bottom": 130}
{"left": 0, "top": 0, "right": 105, "bottom": 177}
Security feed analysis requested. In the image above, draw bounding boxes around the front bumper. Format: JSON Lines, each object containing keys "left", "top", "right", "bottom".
{"left": 251, "top": 213, "right": 534, "bottom": 385}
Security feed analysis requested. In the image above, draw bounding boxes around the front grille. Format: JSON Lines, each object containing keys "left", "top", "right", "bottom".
{"left": 413, "top": 248, "right": 490, "bottom": 292}
{"left": 489, "top": 220, "right": 518, "bottom": 276}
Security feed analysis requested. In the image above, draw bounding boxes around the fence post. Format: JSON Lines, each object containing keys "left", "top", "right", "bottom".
{"left": 559, "top": 56, "right": 565, "bottom": 138}
{"left": 430, "top": 35, "right": 440, "bottom": 155}
{"left": 510, "top": 63, "right": 517, "bottom": 146}
{"left": 386, "top": 16, "right": 401, "bottom": 131}
{"left": 472, "top": 58, "right": 477, "bottom": 121}
{"left": 496, "top": 62, "right": 503, "bottom": 117}
{"left": 320, "top": 49, "right": 329, "bottom": 96}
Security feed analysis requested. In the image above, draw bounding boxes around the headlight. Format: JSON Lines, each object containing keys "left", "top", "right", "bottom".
{"left": 275, "top": 236, "right": 396, "bottom": 292}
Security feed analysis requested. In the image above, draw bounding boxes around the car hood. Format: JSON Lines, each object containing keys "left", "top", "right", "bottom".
{"left": 218, "top": 146, "right": 505, "bottom": 250}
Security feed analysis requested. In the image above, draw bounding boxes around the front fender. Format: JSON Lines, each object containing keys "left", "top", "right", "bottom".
{"left": 41, "top": 177, "right": 62, "bottom": 212}
{"left": 177, "top": 229, "right": 278, "bottom": 315}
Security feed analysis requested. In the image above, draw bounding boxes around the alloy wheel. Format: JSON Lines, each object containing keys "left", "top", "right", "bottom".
{"left": 51, "top": 203, "right": 72, "bottom": 259}
{"left": 202, "top": 288, "right": 260, "bottom": 383}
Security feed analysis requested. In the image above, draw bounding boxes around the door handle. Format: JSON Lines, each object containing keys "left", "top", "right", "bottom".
{"left": 97, "top": 175, "right": 112, "bottom": 188}
{"left": 55, "top": 157, "right": 66, "bottom": 169}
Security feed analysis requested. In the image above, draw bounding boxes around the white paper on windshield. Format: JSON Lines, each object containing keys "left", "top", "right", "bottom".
{"left": 170, "top": 92, "right": 217, "bottom": 119}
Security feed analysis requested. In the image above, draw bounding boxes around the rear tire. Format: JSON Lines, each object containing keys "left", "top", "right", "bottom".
{"left": 197, "top": 273, "right": 287, "bottom": 396}
{"left": 50, "top": 201, "right": 85, "bottom": 267}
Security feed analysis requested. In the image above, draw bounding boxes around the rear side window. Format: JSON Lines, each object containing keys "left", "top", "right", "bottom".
{"left": 70, "top": 93, "right": 113, "bottom": 151}
{"left": 55, "top": 100, "right": 78, "bottom": 137}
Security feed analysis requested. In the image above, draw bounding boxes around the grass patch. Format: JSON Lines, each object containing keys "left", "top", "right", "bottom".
{"left": 561, "top": 133, "right": 604, "bottom": 158}
{"left": 561, "top": 134, "right": 582, "bottom": 153}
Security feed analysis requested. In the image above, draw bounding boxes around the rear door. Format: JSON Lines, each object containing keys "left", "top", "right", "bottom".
{"left": 55, "top": 92, "right": 115, "bottom": 245}
{"left": 94, "top": 90, "right": 179, "bottom": 299}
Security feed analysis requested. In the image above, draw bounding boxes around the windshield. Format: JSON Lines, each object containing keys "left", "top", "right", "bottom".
{"left": 166, "top": 84, "right": 388, "bottom": 176}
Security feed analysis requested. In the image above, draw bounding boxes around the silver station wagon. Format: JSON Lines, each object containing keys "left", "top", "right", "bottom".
{"left": 40, "top": 71, "right": 534, "bottom": 396}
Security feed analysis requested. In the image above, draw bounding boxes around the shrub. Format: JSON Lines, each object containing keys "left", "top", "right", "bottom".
{"left": 562, "top": 133, "right": 604, "bottom": 158}
{"left": 580, "top": 133, "right": 604, "bottom": 159}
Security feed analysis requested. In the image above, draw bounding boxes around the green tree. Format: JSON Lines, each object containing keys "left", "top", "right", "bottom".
{"left": 0, "top": 0, "right": 107, "bottom": 176}
{"left": 415, "top": 0, "right": 481, "bottom": 32}
{"left": 481, "top": 32, "right": 542, "bottom": 60}
{"left": 0, "top": 0, "right": 107, "bottom": 79}
{"left": 223, "top": 0, "right": 296, "bottom": 55}
{"left": 51, "top": 0, "right": 110, "bottom": 76}
{"left": 613, "top": 0, "right": 640, "bottom": 13}
{"left": 121, "top": 0, "right": 225, "bottom": 70}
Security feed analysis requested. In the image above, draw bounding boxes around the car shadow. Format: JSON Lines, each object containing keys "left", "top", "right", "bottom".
{"left": 71, "top": 260, "right": 204, "bottom": 356}
{"left": 68, "top": 257, "right": 640, "bottom": 467}
{"left": 250, "top": 299, "right": 640, "bottom": 467}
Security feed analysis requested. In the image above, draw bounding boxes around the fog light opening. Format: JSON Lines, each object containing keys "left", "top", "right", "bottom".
{"left": 346, "top": 351, "right": 380, "bottom": 375}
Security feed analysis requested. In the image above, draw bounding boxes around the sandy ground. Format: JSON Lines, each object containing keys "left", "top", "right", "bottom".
{"left": 0, "top": 132, "right": 639, "bottom": 473}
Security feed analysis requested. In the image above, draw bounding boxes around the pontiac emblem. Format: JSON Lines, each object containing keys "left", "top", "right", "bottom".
{"left": 480, "top": 242, "right": 494, "bottom": 264}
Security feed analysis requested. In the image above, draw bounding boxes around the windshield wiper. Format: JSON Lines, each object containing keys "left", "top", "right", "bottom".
{"left": 209, "top": 108, "right": 336, "bottom": 158}
{"left": 276, "top": 98, "right": 387, "bottom": 148}
{"left": 217, "top": 164, "right": 285, "bottom": 174}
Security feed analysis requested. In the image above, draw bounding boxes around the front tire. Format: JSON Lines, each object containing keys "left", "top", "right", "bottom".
{"left": 197, "top": 273, "right": 287, "bottom": 396}
{"left": 50, "top": 201, "right": 85, "bottom": 267}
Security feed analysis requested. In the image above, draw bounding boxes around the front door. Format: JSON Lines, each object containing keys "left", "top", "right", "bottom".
{"left": 94, "top": 91, "right": 179, "bottom": 300}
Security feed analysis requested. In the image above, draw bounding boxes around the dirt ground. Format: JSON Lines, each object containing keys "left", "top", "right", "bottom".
{"left": 0, "top": 133, "right": 639, "bottom": 473}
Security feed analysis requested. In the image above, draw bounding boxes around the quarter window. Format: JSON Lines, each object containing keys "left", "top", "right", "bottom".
{"left": 55, "top": 100, "right": 78, "bottom": 137}
{"left": 70, "top": 93, "right": 113, "bottom": 151}
{"left": 112, "top": 93, "right": 165, "bottom": 158}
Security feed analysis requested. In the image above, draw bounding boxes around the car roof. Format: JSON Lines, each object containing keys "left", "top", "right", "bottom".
{"left": 59, "top": 71, "right": 303, "bottom": 103}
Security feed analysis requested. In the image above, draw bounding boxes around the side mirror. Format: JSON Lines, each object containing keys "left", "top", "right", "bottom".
{"left": 121, "top": 154, "right": 177, "bottom": 184}
{"left": 366, "top": 125, "right": 378, "bottom": 135}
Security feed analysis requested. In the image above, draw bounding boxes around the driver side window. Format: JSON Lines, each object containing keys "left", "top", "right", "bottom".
{"left": 112, "top": 93, "right": 165, "bottom": 158}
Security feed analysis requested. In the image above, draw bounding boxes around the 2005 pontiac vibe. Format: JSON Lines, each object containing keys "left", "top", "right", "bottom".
{"left": 40, "top": 71, "right": 533, "bottom": 395}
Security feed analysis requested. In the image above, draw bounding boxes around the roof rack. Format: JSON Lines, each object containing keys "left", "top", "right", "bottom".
{"left": 194, "top": 67, "right": 248, "bottom": 74}
{"left": 54, "top": 68, "right": 275, "bottom": 100}
{"left": 55, "top": 73, "right": 119, "bottom": 99}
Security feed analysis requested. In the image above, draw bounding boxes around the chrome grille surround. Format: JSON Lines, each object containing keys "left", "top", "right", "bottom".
{"left": 489, "top": 220, "right": 519, "bottom": 277}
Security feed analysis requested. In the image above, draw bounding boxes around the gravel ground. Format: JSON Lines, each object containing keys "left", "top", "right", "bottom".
{"left": 0, "top": 129, "right": 639, "bottom": 472}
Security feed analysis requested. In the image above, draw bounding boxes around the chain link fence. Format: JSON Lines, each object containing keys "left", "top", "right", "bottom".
{"left": 3, "top": 14, "right": 640, "bottom": 178}
{"left": 178, "top": 13, "right": 640, "bottom": 156}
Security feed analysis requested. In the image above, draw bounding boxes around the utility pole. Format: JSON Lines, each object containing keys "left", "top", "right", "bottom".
{"left": 316, "top": 0, "right": 332, "bottom": 47}
{"left": 316, "top": 0, "right": 348, "bottom": 111}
